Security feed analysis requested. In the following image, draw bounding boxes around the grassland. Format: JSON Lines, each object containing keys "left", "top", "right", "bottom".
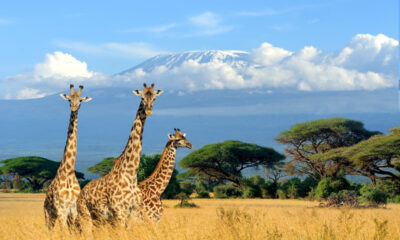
{"left": 0, "top": 193, "right": 399, "bottom": 240}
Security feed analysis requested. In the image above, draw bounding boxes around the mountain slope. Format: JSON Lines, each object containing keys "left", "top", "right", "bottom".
{"left": 119, "top": 50, "right": 250, "bottom": 74}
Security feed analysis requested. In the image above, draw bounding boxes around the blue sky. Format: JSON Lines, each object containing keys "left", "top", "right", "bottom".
{"left": 0, "top": 0, "right": 397, "bottom": 77}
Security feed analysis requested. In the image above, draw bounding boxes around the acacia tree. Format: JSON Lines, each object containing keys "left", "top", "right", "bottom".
{"left": 179, "top": 140, "right": 285, "bottom": 189}
{"left": 313, "top": 127, "right": 400, "bottom": 185}
{"left": 0, "top": 156, "right": 84, "bottom": 190}
{"left": 275, "top": 118, "right": 379, "bottom": 180}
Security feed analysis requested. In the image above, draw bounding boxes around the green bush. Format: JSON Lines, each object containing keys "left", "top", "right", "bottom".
{"left": 262, "top": 181, "right": 278, "bottom": 198}
{"left": 278, "top": 178, "right": 302, "bottom": 199}
{"left": 242, "top": 175, "right": 264, "bottom": 198}
{"left": 196, "top": 191, "right": 210, "bottom": 198}
{"left": 388, "top": 195, "right": 400, "bottom": 203}
{"left": 277, "top": 189, "right": 287, "bottom": 199}
{"left": 376, "top": 180, "right": 400, "bottom": 200}
{"left": 213, "top": 184, "right": 242, "bottom": 199}
{"left": 315, "top": 177, "right": 350, "bottom": 200}
{"left": 359, "top": 185, "right": 388, "bottom": 205}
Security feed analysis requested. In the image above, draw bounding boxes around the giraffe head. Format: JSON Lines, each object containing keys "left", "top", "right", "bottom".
{"left": 132, "top": 83, "right": 163, "bottom": 115}
{"left": 60, "top": 84, "right": 92, "bottom": 112}
{"left": 168, "top": 128, "right": 193, "bottom": 149}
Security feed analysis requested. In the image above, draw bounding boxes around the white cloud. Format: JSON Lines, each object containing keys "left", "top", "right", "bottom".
{"left": 34, "top": 52, "right": 93, "bottom": 79}
{"left": 122, "top": 24, "right": 178, "bottom": 33}
{"left": 1, "top": 34, "right": 398, "bottom": 100}
{"left": 0, "top": 18, "right": 11, "bottom": 25}
{"left": 117, "top": 33, "right": 398, "bottom": 92}
{"left": 53, "top": 40, "right": 163, "bottom": 59}
{"left": 1, "top": 51, "right": 108, "bottom": 99}
{"left": 187, "top": 12, "right": 234, "bottom": 36}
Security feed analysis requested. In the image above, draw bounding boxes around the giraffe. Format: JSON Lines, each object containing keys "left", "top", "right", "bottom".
{"left": 44, "top": 84, "right": 92, "bottom": 230}
{"left": 76, "top": 83, "right": 163, "bottom": 229}
{"left": 139, "top": 128, "right": 193, "bottom": 223}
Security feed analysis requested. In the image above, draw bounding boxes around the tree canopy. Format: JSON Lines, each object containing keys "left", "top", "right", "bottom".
{"left": 312, "top": 127, "right": 400, "bottom": 185}
{"left": 0, "top": 156, "right": 84, "bottom": 190}
{"left": 87, "top": 154, "right": 181, "bottom": 198}
{"left": 275, "top": 118, "right": 379, "bottom": 179}
{"left": 179, "top": 140, "right": 285, "bottom": 189}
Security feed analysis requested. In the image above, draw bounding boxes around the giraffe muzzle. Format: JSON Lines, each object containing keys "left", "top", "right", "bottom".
{"left": 145, "top": 110, "right": 153, "bottom": 115}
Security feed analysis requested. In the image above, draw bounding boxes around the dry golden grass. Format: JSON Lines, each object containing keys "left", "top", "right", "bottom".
{"left": 0, "top": 193, "right": 399, "bottom": 240}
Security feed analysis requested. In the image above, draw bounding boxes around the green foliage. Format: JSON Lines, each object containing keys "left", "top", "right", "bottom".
{"left": 376, "top": 180, "right": 400, "bottom": 203}
{"left": 194, "top": 179, "right": 210, "bottom": 198}
{"left": 242, "top": 175, "right": 265, "bottom": 198}
{"left": 179, "top": 180, "right": 195, "bottom": 195}
{"left": 87, "top": 154, "right": 181, "bottom": 198}
{"left": 213, "top": 184, "right": 242, "bottom": 199}
{"left": 161, "top": 169, "right": 181, "bottom": 199}
{"left": 276, "top": 118, "right": 378, "bottom": 178}
{"left": 87, "top": 157, "right": 115, "bottom": 177}
{"left": 359, "top": 185, "right": 388, "bottom": 205}
{"left": 280, "top": 178, "right": 302, "bottom": 199}
{"left": 313, "top": 127, "right": 400, "bottom": 184}
{"left": 180, "top": 140, "right": 285, "bottom": 188}
{"left": 274, "top": 176, "right": 318, "bottom": 199}
{"left": 315, "top": 177, "right": 350, "bottom": 200}
{"left": 262, "top": 181, "right": 278, "bottom": 198}
{"left": 0, "top": 156, "right": 84, "bottom": 190}
{"left": 79, "top": 179, "right": 90, "bottom": 189}
{"left": 174, "top": 192, "right": 198, "bottom": 208}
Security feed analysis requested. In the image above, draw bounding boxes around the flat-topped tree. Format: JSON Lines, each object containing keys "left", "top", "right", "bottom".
{"left": 313, "top": 126, "right": 400, "bottom": 185}
{"left": 179, "top": 140, "right": 284, "bottom": 190}
{"left": 0, "top": 156, "right": 84, "bottom": 190}
{"left": 275, "top": 118, "right": 379, "bottom": 180}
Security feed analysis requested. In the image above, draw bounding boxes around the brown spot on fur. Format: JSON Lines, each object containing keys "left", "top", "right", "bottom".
{"left": 67, "top": 152, "right": 72, "bottom": 158}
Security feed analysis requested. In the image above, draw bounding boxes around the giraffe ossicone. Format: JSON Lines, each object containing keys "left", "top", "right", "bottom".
{"left": 139, "top": 128, "right": 193, "bottom": 223}
{"left": 44, "top": 84, "right": 91, "bottom": 230}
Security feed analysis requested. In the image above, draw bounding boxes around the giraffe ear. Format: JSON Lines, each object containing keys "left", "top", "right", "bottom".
{"left": 155, "top": 89, "right": 163, "bottom": 96}
{"left": 60, "top": 94, "right": 70, "bottom": 101}
{"left": 168, "top": 134, "right": 175, "bottom": 140}
{"left": 132, "top": 90, "right": 141, "bottom": 96}
{"left": 81, "top": 97, "right": 92, "bottom": 102}
{"left": 183, "top": 133, "right": 186, "bottom": 137}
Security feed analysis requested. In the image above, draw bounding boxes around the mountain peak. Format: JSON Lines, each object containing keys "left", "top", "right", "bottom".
{"left": 119, "top": 50, "right": 249, "bottom": 75}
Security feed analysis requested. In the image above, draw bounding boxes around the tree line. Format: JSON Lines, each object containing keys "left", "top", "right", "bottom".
{"left": 1, "top": 118, "right": 399, "bottom": 204}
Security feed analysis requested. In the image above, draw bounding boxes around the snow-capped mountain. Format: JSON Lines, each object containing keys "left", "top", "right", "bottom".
{"left": 119, "top": 50, "right": 250, "bottom": 74}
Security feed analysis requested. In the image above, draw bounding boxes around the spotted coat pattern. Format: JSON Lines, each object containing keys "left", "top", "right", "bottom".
{"left": 77, "top": 84, "right": 162, "bottom": 229}
{"left": 44, "top": 85, "right": 91, "bottom": 230}
{"left": 139, "top": 129, "right": 193, "bottom": 223}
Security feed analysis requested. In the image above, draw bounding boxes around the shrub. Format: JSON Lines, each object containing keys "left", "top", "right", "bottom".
{"left": 174, "top": 193, "right": 198, "bottom": 208}
{"left": 277, "top": 189, "right": 287, "bottom": 199}
{"left": 315, "top": 177, "right": 350, "bottom": 200}
{"left": 278, "top": 178, "right": 302, "bottom": 199}
{"left": 325, "top": 190, "right": 359, "bottom": 207}
{"left": 360, "top": 185, "right": 388, "bottom": 205}
{"left": 180, "top": 181, "right": 195, "bottom": 195}
{"left": 213, "top": 184, "right": 242, "bottom": 199}
{"left": 262, "top": 181, "right": 278, "bottom": 198}
{"left": 376, "top": 180, "right": 400, "bottom": 200}
{"left": 388, "top": 195, "right": 400, "bottom": 203}
{"left": 196, "top": 191, "right": 210, "bottom": 198}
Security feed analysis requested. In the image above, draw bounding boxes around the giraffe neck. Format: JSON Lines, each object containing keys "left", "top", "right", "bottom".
{"left": 140, "top": 140, "right": 177, "bottom": 196}
{"left": 113, "top": 101, "right": 147, "bottom": 180}
{"left": 58, "top": 110, "right": 78, "bottom": 175}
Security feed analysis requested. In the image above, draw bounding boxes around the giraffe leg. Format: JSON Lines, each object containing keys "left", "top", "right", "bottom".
{"left": 43, "top": 197, "right": 58, "bottom": 230}
{"left": 76, "top": 196, "right": 93, "bottom": 235}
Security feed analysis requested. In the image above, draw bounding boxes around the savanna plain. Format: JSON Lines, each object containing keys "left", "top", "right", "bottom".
{"left": 0, "top": 193, "right": 399, "bottom": 240}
